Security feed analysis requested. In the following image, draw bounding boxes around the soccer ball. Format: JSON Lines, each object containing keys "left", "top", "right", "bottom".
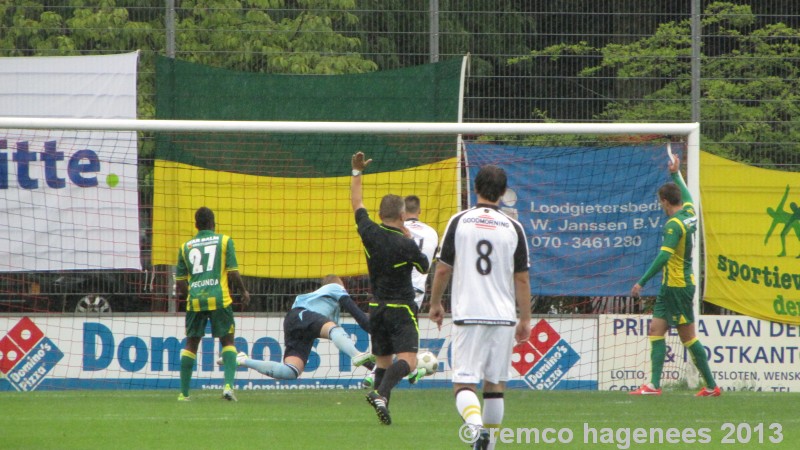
{"left": 416, "top": 351, "right": 438, "bottom": 375}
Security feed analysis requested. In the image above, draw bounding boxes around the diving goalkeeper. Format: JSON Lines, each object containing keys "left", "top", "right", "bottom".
{"left": 228, "top": 275, "right": 374, "bottom": 379}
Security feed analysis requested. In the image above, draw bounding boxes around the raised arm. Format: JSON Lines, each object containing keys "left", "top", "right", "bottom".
{"left": 350, "top": 152, "right": 372, "bottom": 212}
{"left": 669, "top": 155, "right": 692, "bottom": 204}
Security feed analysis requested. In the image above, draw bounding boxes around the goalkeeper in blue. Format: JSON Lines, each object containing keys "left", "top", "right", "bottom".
{"left": 232, "top": 275, "right": 374, "bottom": 379}
{"left": 629, "top": 154, "right": 719, "bottom": 397}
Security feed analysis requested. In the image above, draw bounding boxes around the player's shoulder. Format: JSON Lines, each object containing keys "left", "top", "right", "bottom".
{"left": 406, "top": 219, "right": 438, "bottom": 235}
{"left": 318, "top": 283, "right": 347, "bottom": 296}
{"left": 665, "top": 214, "right": 693, "bottom": 233}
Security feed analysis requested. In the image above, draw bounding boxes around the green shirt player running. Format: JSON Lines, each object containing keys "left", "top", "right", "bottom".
{"left": 630, "top": 154, "right": 719, "bottom": 397}
{"left": 175, "top": 207, "right": 251, "bottom": 402}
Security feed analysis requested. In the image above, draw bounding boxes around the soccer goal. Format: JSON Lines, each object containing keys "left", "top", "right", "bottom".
{"left": 0, "top": 117, "right": 700, "bottom": 393}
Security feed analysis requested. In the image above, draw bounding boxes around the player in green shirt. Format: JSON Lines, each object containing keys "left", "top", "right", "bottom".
{"left": 630, "top": 154, "right": 719, "bottom": 397}
{"left": 175, "top": 207, "right": 251, "bottom": 401}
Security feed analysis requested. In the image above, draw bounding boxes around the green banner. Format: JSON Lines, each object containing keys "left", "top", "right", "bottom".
{"left": 152, "top": 57, "right": 465, "bottom": 278}
{"left": 154, "top": 56, "right": 464, "bottom": 176}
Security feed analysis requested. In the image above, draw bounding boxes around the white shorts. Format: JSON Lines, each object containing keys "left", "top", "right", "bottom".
{"left": 451, "top": 325, "right": 515, "bottom": 385}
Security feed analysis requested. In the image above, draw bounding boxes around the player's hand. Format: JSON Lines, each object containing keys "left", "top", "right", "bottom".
{"left": 352, "top": 152, "right": 372, "bottom": 171}
{"left": 668, "top": 154, "right": 680, "bottom": 174}
{"left": 515, "top": 319, "right": 531, "bottom": 344}
{"left": 630, "top": 283, "right": 642, "bottom": 298}
{"left": 401, "top": 225, "right": 411, "bottom": 238}
{"left": 241, "top": 291, "right": 251, "bottom": 307}
{"left": 428, "top": 303, "right": 445, "bottom": 330}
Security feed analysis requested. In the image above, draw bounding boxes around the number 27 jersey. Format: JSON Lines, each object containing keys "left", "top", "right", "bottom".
{"left": 438, "top": 204, "right": 530, "bottom": 325}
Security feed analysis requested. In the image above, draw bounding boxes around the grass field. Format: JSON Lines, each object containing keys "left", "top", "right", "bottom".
{"left": 1, "top": 388, "right": 797, "bottom": 449}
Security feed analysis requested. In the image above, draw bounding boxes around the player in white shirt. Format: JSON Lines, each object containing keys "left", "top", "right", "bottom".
{"left": 363, "top": 195, "right": 440, "bottom": 388}
{"left": 429, "top": 165, "right": 531, "bottom": 450}
{"left": 403, "top": 195, "right": 440, "bottom": 309}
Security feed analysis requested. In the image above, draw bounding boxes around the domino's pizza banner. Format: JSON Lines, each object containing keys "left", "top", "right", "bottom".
{"left": 7, "top": 314, "right": 800, "bottom": 392}
{"left": 0, "top": 315, "right": 598, "bottom": 392}
{"left": 464, "top": 143, "right": 671, "bottom": 296}
{"left": 0, "top": 52, "right": 141, "bottom": 271}
{"left": 598, "top": 314, "right": 800, "bottom": 392}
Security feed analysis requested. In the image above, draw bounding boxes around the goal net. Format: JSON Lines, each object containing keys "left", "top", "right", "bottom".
{"left": 0, "top": 118, "right": 700, "bottom": 393}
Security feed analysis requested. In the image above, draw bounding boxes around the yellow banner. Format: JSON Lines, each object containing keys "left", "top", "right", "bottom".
{"left": 151, "top": 159, "right": 458, "bottom": 278}
{"left": 701, "top": 152, "right": 800, "bottom": 324}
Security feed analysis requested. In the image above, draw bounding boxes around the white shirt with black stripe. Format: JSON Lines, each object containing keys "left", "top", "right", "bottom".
{"left": 438, "top": 203, "right": 530, "bottom": 325}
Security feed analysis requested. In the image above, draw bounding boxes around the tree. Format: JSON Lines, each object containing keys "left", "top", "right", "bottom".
{"left": 0, "top": 0, "right": 378, "bottom": 120}
{"left": 512, "top": 2, "right": 800, "bottom": 165}
{"left": 347, "top": 0, "right": 542, "bottom": 121}
{"left": 174, "top": 0, "right": 376, "bottom": 75}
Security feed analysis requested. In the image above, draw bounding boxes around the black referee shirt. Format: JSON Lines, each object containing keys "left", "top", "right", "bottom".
{"left": 355, "top": 208, "right": 430, "bottom": 303}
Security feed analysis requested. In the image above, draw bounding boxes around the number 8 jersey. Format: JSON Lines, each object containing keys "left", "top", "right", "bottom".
{"left": 438, "top": 204, "right": 530, "bottom": 325}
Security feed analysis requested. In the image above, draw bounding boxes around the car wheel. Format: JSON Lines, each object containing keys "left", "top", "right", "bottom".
{"left": 74, "top": 295, "right": 113, "bottom": 313}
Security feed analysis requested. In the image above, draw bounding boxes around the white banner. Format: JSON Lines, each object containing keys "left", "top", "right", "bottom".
{"left": 599, "top": 314, "right": 800, "bottom": 392}
{"left": 0, "top": 52, "right": 140, "bottom": 270}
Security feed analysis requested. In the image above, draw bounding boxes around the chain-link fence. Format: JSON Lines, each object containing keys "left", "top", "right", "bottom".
{"left": 1, "top": 1, "right": 799, "bottom": 313}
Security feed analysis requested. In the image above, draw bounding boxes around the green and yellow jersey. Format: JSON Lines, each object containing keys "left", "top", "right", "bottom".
{"left": 638, "top": 172, "right": 697, "bottom": 288}
{"left": 175, "top": 230, "right": 239, "bottom": 311}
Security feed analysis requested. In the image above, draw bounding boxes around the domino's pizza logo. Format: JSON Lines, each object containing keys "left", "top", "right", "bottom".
{"left": 512, "top": 319, "right": 580, "bottom": 390}
{"left": 0, "top": 317, "right": 64, "bottom": 391}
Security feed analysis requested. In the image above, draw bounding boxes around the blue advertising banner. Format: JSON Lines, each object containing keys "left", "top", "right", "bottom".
{"left": 465, "top": 144, "right": 673, "bottom": 296}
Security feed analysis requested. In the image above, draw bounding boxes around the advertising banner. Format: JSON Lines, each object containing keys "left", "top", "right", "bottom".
{"left": 0, "top": 52, "right": 141, "bottom": 271}
{"left": 599, "top": 314, "right": 800, "bottom": 392}
{"left": 0, "top": 315, "right": 598, "bottom": 391}
{"left": 702, "top": 152, "right": 800, "bottom": 324}
{"left": 464, "top": 143, "right": 670, "bottom": 296}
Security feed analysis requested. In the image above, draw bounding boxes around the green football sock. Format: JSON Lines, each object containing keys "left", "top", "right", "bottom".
{"left": 685, "top": 338, "right": 717, "bottom": 389}
{"left": 649, "top": 336, "right": 666, "bottom": 388}
{"left": 180, "top": 349, "right": 196, "bottom": 397}
{"left": 221, "top": 345, "right": 237, "bottom": 386}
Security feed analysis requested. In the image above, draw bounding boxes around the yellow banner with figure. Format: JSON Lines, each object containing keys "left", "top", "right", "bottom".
{"left": 701, "top": 152, "right": 800, "bottom": 324}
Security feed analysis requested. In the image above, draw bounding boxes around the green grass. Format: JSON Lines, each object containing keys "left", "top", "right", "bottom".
{"left": 1, "top": 388, "right": 797, "bottom": 449}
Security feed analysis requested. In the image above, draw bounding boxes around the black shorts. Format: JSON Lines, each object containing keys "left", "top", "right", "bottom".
{"left": 283, "top": 308, "right": 329, "bottom": 363}
{"left": 369, "top": 302, "right": 419, "bottom": 356}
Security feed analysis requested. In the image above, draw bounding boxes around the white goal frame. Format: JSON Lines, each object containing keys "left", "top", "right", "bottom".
{"left": 0, "top": 117, "right": 703, "bottom": 310}
{"left": 0, "top": 117, "right": 703, "bottom": 389}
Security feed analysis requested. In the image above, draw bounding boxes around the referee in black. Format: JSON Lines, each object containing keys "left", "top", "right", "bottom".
{"left": 351, "top": 151, "right": 430, "bottom": 425}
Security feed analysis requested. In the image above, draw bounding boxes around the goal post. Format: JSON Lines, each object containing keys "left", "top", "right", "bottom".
{"left": 0, "top": 117, "right": 701, "bottom": 392}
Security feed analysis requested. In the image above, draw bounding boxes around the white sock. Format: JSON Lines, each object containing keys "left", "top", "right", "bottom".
{"left": 482, "top": 396, "right": 504, "bottom": 450}
{"left": 455, "top": 389, "right": 483, "bottom": 428}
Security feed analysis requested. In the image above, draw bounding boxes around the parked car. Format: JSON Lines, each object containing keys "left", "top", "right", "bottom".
{"left": 0, "top": 270, "right": 150, "bottom": 313}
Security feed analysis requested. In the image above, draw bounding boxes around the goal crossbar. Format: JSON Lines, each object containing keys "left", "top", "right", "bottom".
{"left": 0, "top": 117, "right": 699, "bottom": 136}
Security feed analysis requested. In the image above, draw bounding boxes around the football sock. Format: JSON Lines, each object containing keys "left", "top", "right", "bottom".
{"left": 179, "top": 349, "right": 196, "bottom": 397}
{"left": 649, "top": 336, "right": 666, "bottom": 388}
{"left": 377, "top": 359, "right": 410, "bottom": 400}
{"left": 685, "top": 338, "right": 717, "bottom": 388}
{"left": 244, "top": 360, "right": 300, "bottom": 380}
{"left": 328, "top": 326, "right": 360, "bottom": 358}
{"left": 455, "top": 388, "right": 483, "bottom": 428}
{"left": 221, "top": 345, "right": 237, "bottom": 386}
{"left": 483, "top": 392, "right": 504, "bottom": 450}
{"left": 373, "top": 368, "right": 386, "bottom": 392}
